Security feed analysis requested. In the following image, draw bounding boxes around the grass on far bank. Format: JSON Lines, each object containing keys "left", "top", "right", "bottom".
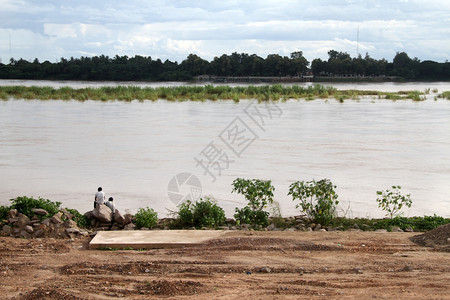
{"left": 0, "top": 84, "right": 447, "bottom": 102}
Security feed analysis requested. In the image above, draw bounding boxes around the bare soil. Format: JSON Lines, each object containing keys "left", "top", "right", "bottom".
{"left": 0, "top": 231, "right": 449, "bottom": 299}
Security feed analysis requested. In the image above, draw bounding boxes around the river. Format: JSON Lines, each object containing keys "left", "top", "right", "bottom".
{"left": 0, "top": 80, "right": 449, "bottom": 218}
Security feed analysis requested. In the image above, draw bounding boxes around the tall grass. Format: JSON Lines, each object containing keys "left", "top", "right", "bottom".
{"left": 0, "top": 85, "right": 439, "bottom": 102}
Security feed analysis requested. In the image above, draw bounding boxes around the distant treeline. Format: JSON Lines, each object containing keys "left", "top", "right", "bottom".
{"left": 0, "top": 50, "right": 449, "bottom": 81}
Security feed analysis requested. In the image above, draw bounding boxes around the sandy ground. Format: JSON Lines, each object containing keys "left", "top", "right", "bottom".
{"left": 0, "top": 231, "right": 449, "bottom": 299}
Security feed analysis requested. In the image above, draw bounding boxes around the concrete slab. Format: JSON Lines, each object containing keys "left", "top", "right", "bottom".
{"left": 89, "top": 230, "right": 229, "bottom": 249}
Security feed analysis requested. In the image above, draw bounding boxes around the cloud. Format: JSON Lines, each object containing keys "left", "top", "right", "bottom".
{"left": 0, "top": 0, "right": 449, "bottom": 64}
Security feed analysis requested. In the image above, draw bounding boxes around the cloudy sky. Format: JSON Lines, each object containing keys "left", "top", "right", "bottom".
{"left": 1, "top": 0, "right": 449, "bottom": 64}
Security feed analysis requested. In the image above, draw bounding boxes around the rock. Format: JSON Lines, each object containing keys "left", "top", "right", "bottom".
{"left": 66, "top": 228, "right": 80, "bottom": 234}
{"left": 402, "top": 265, "right": 413, "bottom": 272}
{"left": 216, "top": 226, "right": 229, "bottom": 230}
{"left": 230, "top": 226, "right": 237, "bottom": 230}
{"left": 93, "top": 204, "right": 112, "bottom": 223}
{"left": 17, "top": 213, "right": 31, "bottom": 228}
{"left": 84, "top": 210, "right": 95, "bottom": 220}
{"left": 2, "top": 225, "right": 11, "bottom": 234}
{"left": 20, "top": 230, "right": 31, "bottom": 238}
{"left": 259, "top": 267, "right": 271, "bottom": 273}
{"left": 375, "top": 229, "right": 388, "bottom": 233}
{"left": 123, "top": 214, "right": 133, "bottom": 225}
{"left": 63, "top": 219, "right": 78, "bottom": 229}
{"left": 124, "top": 223, "right": 136, "bottom": 230}
{"left": 24, "top": 225, "right": 34, "bottom": 234}
{"left": 51, "top": 213, "right": 63, "bottom": 224}
{"left": 360, "top": 224, "right": 371, "bottom": 231}
{"left": 347, "top": 228, "right": 362, "bottom": 232}
{"left": 353, "top": 223, "right": 360, "bottom": 229}
{"left": 352, "top": 267, "right": 363, "bottom": 274}
{"left": 60, "top": 208, "right": 73, "bottom": 220}
{"left": 7, "top": 209, "right": 18, "bottom": 219}
{"left": 31, "top": 208, "right": 48, "bottom": 216}
{"left": 267, "top": 223, "right": 275, "bottom": 231}
{"left": 314, "top": 224, "right": 322, "bottom": 231}
{"left": 391, "top": 226, "right": 404, "bottom": 232}
{"left": 41, "top": 218, "right": 51, "bottom": 226}
{"left": 284, "top": 227, "right": 297, "bottom": 232}
{"left": 404, "top": 227, "right": 414, "bottom": 232}
{"left": 34, "top": 229, "right": 44, "bottom": 237}
{"left": 241, "top": 224, "right": 250, "bottom": 229}
{"left": 8, "top": 217, "right": 19, "bottom": 224}
{"left": 114, "top": 209, "right": 126, "bottom": 225}
{"left": 319, "top": 229, "right": 327, "bottom": 232}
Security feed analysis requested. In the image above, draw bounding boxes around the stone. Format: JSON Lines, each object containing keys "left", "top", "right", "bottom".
{"left": 404, "top": 227, "right": 414, "bottom": 232}
{"left": 284, "top": 227, "right": 297, "bottom": 232}
{"left": 93, "top": 204, "right": 112, "bottom": 223}
{"left": 84, "top": 210, "right": 95, "bottom": 220}
{"left": 114, "top": 209, "right": 126, "bottom": 225}
{"left": 34, "top": 229, "right": 44, "bottom": 237}
{"left": 347, "top": 228, "right": 362, "bottom": 232}
{"left": 31, "top": 208, "right": 48, "bottom": 215}
{"left": 230, "top": 226, "right": 237, "bottom": 230}
{"left": 24, "top": 225, "right": 34, "bottom": 234}
{"left": 375, "top": 229, "right": 388, "bottom": 233}
{"left": 20, "top": 230, "right": 31, "bottom": 238}
{"left": 66, "top": 228, "right": 80, "bottom": 234}
{"left": 123, "top": 214, "right": 133, "bottom": 225}
{"left": 8, "top": 217, "right": 19, "bottom": 224}
{"left": 2, "top": 225, "right": 11, "bottom": 234}
{"left": 391, "top": 226, "right": 404, "bottom": 232}
{"left": 241, "top": 224, "right": 250, "bottom": 229}
{"left": 314, "top": 224, "right": 322, "bottom": 231}
{"left": 60, "top": 208, "right": 73, "bottom": 220}
{"left": 63, "top": 219, "right": 78, "bottom": 229}
{"left": 17, "top": 213, "right": 31, "bottom": 228}
{"left": 352, "top": 267, "right": 363, "bottom": 274}
{"left": 402, "top": 265, "right": 413, "bottom": 272}
{"left": 7, "top": 209, "right": 18, "bottom": 219}
{"left": 123, "top": 223, "right": 136, "bottom": 230}
{"left": 267, "top": 223, "right": 275, "bottom": 231}
{"left": 41, "top": 218, "right": 51, "bottom": 226}
{"left": 51, "top": 213, "right": 63, "bottom": 224}
{"left": 319, "top": 229, "right": 327, "bottom": 232}
{"left": 259, "top": 267, "right": 271, "bottom": 273}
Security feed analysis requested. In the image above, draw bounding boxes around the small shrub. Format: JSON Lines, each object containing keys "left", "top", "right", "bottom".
{"left": 134, "top": 207, "right": 158, "bottom": 229}
{"left": 9, "top": 196, "right": 61, "bottom": 218}
{"left": 175, "top": 198, "right": 226, "bottom": 228}
{"left": 288, "top": 179, "right": 339, "bottom": 225}
{"left": 232, "top": 178, "right": 275, "bottom": 226}
{"left": 376, "top": 186, "right": 412, "bottom": 219}
{"left": 0, "top": 205, "right": 9, "bottom": 222}
{"left": 65, "top": 208, "right": 89, "bottom": 228}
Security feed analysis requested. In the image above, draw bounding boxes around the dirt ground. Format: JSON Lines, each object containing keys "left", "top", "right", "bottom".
{"left": 0, "top": 231, "right": 449, "bottom": 299}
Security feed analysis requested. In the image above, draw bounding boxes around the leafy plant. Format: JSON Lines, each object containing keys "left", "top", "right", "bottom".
{"left": 232, "top": 178, "right": 275, "bottom": 226}
{"left": 175, "top": 198, "right": 226, "bottom": 228}
{"left": 134, "top": 207, "right": 158, "bottom": 229}
{"left": 9, "top": 196, "right": 61, "bottom": 218}
{"left": 0, "top": 205, "right": 9, "bottom": 222}
{"left": 288, "top": 179, "right": 339, "bottom": 225}
{"left": 65, "top": 208, "right": 89, "bottom": 228}
{"left": 376, "top": 186, "right": 412, "bottom": 219}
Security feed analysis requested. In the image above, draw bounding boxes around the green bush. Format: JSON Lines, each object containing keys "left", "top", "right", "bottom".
{"left": 0, "top": 205, "right": 9, "bottom": 222}
{"left": 232, "top": 178, "right": 275, "bottom": 226}
{"left": 175, "top": 198, "right": 226, "bottom": 228}
{"left": 376, "top": 186, "right": 412, "bottom": 219}
{"left": 134, "top": 207, "right": 158, "bottom": 229}
{"left": 288, "top": 179, "right": 339, "bottom": 226}
{"left": 374, "top": 215, "right": 449, "bottom": 231}
{"left": 9, "top": 196, "right": 61, "bottom": 218}
{"left": 65, "top": 208, "right": 89, "bottom": 228}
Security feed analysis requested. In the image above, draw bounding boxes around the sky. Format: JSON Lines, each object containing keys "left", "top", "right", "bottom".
{"left": 1, "top": 0, "right": 449, "bottom": 65}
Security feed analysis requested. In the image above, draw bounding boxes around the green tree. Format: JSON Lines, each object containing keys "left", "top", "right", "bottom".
{"left": 376, "top": 186, "right": 412, "bottom": 219}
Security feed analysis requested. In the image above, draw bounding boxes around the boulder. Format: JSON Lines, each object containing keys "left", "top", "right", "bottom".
{"left": 41, "top": 218, "right": 52, "bottom": 226}
{"left": 60, "top": 208, "right": 73, "bottom": 220}
{"left": 51, "top": 212, "right": 63, "bottom": 224}
{"left": 7, "top": 209, "right": 18, "bottom": 219}
{"left": 2, "top": 225, "right": 11, "bottom": 234}
{"left": 31, "top": 208, "right": 49, "bottom": 216}
{"left": 123, "top": 223, "right": 136, "bottom": 230}
{"left": 17, "top": 213, "right": 31, "bottom": 228}
{"left": 114, "top": 209, "right": 126, "bottom": 225}
{"left": 267, "top": 223, "right": 275, "bottom": 231}
{"left": 93, "top": 204, "right": 112, "bottom": 223}
{"left": 24, "top": 225, "right": 34, "bottom": 234}
{"left": 123, "top": 214, "right": 133, "bottom": 226}
{"left": 63, "top": 219, "right": 78, "bottom": 229}
{"left": 84, "top": 210, "right": 95, "bottom": 220}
